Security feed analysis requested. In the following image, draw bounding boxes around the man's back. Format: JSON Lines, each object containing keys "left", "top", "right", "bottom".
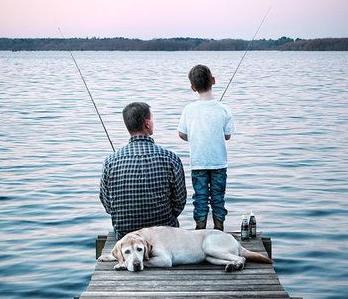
{"left": 100, "top": 135, "right": 186, "bottom": 239}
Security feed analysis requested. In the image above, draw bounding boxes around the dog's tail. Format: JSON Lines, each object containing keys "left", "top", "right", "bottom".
{"left": 240, "top": 247, "right": 272, "bottom": 264}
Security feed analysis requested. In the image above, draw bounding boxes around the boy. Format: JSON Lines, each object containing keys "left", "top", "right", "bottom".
{"left": 178, "top": 65, "right": 234, "bottom": 231}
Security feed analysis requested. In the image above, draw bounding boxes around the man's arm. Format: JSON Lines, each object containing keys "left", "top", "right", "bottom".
{"left": 178, "top": 131, "right": 188, "bottom": 141}
{"left": 99, "top": 159, "right": 111, "bottom": 214}
{"left": 170, "top": 158, "right": 187, "bottom": 217}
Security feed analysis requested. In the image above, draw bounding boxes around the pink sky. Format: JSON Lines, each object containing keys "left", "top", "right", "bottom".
{"left": 1, "top": 0, "right": 347, "bottom": 39}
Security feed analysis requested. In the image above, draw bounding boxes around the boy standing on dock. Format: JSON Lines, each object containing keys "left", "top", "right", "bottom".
{"left": 178, "top": 65, "right": 234, "bottom": 231}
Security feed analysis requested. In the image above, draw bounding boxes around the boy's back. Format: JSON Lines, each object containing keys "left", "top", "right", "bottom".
{"left": 178, "top": 99, "right": 233, "bottom": 170}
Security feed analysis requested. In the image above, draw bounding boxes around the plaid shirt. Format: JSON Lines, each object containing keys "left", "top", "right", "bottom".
{"left": 100, "top": 135, "right": 187, "bottom": 239}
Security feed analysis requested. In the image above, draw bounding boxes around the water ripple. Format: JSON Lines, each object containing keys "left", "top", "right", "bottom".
{"left": 0, "top": 51, "right": 347, "bottom": 299}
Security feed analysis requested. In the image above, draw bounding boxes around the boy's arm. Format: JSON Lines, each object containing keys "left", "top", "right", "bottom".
{"left": 178, "top": 131, "right": 188, "bottom": 141}
{"left": 224, "top": 106, "right": 235, "bottom": 141}
{"left": 178, "top": 108, "right": 188, "bottom": 141}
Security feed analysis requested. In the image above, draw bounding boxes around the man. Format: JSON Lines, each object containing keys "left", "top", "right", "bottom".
{"left": 100, "top": 102, "right": 187, "bottom": 240}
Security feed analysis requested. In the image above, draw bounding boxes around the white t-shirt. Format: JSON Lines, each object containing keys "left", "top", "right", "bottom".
{"left": 178, "top": 99, "right": 234, "bottom": 170}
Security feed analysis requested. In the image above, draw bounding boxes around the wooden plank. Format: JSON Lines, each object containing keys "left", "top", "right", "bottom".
{"left": 96, "top": 235, "right": 107, "bottom": 259}
{"left": 87, "top": 286, "right": 285, "bottom": 293}
{"left": 91, "top": 268, "right": 276, "bottom": 276}
{"left": 94, "top": 262, "right": 274, "bottom": 271}
{"left": 90, "top": 273, "right": 279, "bottom": 281}
{"left": 80, "top": 290, "right": 290, "bottom": 298}
{"left": 89, "top": 279, "right": 280, "bottom": 289}
{"left": 262, "top": 236, "right": 272, "bottom": 259}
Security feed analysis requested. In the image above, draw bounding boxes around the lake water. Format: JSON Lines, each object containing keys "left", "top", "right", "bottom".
{"left": 0, "top": 51, "right": 347, "bottom": 298}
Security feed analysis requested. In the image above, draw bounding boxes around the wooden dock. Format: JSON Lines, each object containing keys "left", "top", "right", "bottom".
{"left": 78, "top": 231, "right": 296, "bottom": 298}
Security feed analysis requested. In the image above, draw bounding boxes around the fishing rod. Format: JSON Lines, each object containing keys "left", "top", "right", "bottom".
{"left": 219, "top": 7, "right": 272, "bottom": 102}
{"left": 58, "top": 27, "right": 115, "bottom": 152}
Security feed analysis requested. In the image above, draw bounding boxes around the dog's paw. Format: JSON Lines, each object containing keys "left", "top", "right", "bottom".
{"left": 224, "top": 263, "right": 235, "bottom": 272}
{"left": 225, "top": 260, "right": 245, "bottom": 272}
{"left": 98, "top": 254, "right": 117, "bottom": 262}
{"left": 235, "top": 260, "right": 245, "bottom": 271}
{"left": 113, "top": 263, "right": 126, "bottom": 271}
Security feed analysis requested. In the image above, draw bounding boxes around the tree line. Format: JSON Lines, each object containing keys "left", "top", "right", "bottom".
{"left": 0, "top": 36, "right": 347, "bottom": 51}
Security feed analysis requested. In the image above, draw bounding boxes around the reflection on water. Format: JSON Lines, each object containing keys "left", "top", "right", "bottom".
{"left": 0, "top": 51, "right": 347, "bottom": 298}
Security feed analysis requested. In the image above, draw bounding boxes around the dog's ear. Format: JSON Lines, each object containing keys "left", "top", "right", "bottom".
{"left": 143, "top": 240, "right": 153, "bottom": 261}
{"left": 111, "top": 241, "right": 124, "bottom": 264}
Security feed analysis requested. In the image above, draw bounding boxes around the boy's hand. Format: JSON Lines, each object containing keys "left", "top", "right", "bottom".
{"left": 178, "top": 132, "right": 188, "bottom": 141}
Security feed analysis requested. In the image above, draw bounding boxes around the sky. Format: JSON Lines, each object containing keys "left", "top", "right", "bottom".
{"left": 0, "top": 0, "right": 347, "bottom": 39}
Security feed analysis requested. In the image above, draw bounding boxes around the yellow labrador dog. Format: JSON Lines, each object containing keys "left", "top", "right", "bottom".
{"left": 98, "top": 226, "right": 272, "bottom": 272}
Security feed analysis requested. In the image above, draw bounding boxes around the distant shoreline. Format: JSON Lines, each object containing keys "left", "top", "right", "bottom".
{"left": 1, "top": 37, "right": 347, "bottom": 51}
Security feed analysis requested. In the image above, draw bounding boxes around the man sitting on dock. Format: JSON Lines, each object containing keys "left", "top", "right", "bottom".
{"left": 99, "top": 102, "right": 187, "bottom": 240}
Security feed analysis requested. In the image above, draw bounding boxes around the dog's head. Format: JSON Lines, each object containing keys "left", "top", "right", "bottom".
{"left": 112, "top": 233, "right": 152, "bottom": 272}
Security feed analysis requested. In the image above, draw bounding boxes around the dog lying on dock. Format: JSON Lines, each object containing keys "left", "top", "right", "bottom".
{"left": 98, "top": 226, "right": 272, "bottom": 272}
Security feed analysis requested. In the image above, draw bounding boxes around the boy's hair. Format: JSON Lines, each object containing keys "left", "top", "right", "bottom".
{"left": 122, "top": 102, "right": 151, "bottom": 133}
{"left": 188, "top": 65, "right": 213, "bottom": 92}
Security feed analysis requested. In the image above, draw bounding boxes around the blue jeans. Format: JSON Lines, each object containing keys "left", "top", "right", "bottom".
{"left": 191, "top": 168, "right": 228, "bottom": 222}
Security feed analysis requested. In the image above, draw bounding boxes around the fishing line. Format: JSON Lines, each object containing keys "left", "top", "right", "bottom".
{"left": 58, "top": 27, "right": 115, "bottom": 152}
{"left": 219, "top": 7, "right": 272, "bottom": 102}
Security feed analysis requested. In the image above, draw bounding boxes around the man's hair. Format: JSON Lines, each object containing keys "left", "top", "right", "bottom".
{"left": 188, "top": 65, "right": 213, "bottom": 92}
{"left": 122, "top": 102, "right": 151, "bottom": 133}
